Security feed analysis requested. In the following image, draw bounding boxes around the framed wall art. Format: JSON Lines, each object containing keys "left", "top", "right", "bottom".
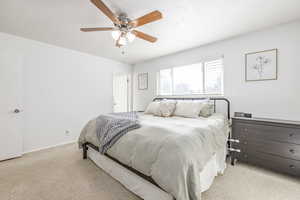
{"left": 245, "top": 49, "right": 278, "bottom": 81}
{"left": 138, "top": 73, "right": 148, "bottom": 90}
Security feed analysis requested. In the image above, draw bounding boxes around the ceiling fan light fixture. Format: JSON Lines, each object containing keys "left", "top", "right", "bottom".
{"left": 126, "top": 32, "right": 136, "bottom": 42}
{"left": 118, "top": 36, "right": 127, "bottom": 46}
{"left": 111, "top": 30, "right": 121, "bottom": 40}
{"left": 112, "top": 30, "right": 135, "bottom": 46}
{"left": 82, "top": 0, "right": 161, "bottom": 47}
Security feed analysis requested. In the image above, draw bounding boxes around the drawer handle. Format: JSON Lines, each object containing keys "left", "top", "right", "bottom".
{"left": 289, "top": 133, "right": 294, "bottom": 137}
{"left": 228, "top": 139, "right": 240, "bottom": 143}
{"left": 289, "top": 149, "right": 295, "bottom": 154}
{"left": 228, "top": 148, "right": 241, "bottom": 153}
{"left": 289, "top": 165, "right": 295, "bottom": 169}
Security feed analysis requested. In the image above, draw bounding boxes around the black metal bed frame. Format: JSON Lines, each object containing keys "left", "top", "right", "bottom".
{"left": 82, "top": 142, "right": 161, "bottom": 188}
{"left": 82, "top": 97, "right": 231, "bottom": 195}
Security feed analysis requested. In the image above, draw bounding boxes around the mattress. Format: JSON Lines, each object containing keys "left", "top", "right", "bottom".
{"left": 79, "top": 113, "right": 229, "bottom": 200}
{"left": 87, "top": 146, "right": 226, "bottom": 200}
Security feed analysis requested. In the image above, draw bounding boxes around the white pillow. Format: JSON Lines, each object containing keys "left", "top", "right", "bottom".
{"left": 144, "top": 102, "right": 160, "bottom": 116}
{"left": 174, "top": 100, "right": 206, "bottom": 118}
{"left": 159, "top": 100, "right": 177, "bottom": 117}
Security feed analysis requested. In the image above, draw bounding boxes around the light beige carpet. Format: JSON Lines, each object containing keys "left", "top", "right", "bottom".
{"left": 0, "top": 143, "right": 299, "bottom": 200}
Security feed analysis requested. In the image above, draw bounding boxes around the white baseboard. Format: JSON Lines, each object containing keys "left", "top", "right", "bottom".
{"left": 23, "top": 140, "right": 77, "bottom": 154}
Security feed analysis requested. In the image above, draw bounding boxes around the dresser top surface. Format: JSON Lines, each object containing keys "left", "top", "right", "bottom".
{"left": 232, "top": 117, "right": 300, "bottom": 126}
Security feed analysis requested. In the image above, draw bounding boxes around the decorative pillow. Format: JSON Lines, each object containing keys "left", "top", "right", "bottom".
{"left": 200, "top": 103, "right": 214, "bottom": 117}
{"left": 144, "top": 102, "right": 161, "bottom": 116}
{"left": 191, "top": 99, "right": 214, "bottom": 117}
{"left": 159, "top": 100, "right": 177, "bottom": 117}
{"left": 173, "top": 100, "right": 206, "bottom": 118}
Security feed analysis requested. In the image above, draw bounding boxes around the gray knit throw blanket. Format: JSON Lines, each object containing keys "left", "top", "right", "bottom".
{"left": 95, "top": 112, "right": 140, "bottom": 154}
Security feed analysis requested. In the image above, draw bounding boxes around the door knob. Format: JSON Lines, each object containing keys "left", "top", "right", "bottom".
{"left": 13, "top": 109, "right": 21, "bottom": 114}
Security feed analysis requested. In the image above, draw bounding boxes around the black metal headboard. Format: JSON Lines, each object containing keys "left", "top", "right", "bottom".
{"left": 153, "top": 97, "right": 231, "bottom": 119}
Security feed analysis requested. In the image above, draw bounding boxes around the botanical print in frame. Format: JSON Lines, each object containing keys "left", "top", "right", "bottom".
{"left": 245, "top": 49, "right": 278, "bottom": 81}
{"left": 138, "top": 73, "right": 148, "bottom": 90}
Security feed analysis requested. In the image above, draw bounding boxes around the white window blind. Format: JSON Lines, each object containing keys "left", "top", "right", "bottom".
{"left": 204, "top": 59, "right": 223, "bottom": 94}
{"left": 158, "top": 59, "right": 223, "bottom": 95}
{"left": 159, "top": 68, "right": 172, "bottom": 95}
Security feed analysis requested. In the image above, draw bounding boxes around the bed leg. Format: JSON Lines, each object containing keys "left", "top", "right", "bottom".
{"left": 231, "top": 154, "right": 237, "bottom": 166}
{"left": 83, "top": 143, "right": 88, "bottom": 159}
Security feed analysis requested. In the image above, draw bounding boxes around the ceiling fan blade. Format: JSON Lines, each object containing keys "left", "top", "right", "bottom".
{"left": 90, "top": 0, "right": 120, "bottom": 24}
{"left": 130, "top": 10, "right": 162, "bottom": 28}
{"left": 80, "top": 27, "right": 115, "bottom": 32}
{"left": 132, "top": 30, "right": 157, "bottom": 43}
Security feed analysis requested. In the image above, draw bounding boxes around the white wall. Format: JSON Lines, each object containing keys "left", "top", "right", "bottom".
{"left": 133, "top": 21, "right": 300, "bottom": 121}
{"left": 0, "top": 32, "right": 131, "bottom": 153}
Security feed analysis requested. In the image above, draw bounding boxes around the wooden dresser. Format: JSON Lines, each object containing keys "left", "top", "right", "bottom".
{"left": 231, "top": 117, "right": 300, "bottom": 176}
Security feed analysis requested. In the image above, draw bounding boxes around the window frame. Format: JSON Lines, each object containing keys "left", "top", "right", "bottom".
{"left": 157, "top": 59, "right": 224, "bottom": 96}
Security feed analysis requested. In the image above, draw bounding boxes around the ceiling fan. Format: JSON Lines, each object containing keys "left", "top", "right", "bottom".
{"left": 80, "top": 0, "right": 163, "bottom": 47}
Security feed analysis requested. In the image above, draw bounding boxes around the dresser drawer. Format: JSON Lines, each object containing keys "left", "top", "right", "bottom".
{"left": 237, "top": 139, "right": 300, "bottom": 161}
{"left": 237, "top": 151, "right": 300, "bottom": 176}
{"left": 233, "top": 122, "right": 300, "bottom": 144}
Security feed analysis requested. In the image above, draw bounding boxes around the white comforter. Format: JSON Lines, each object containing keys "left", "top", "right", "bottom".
{"left": 79, "top": 113, "right": 229, "bottom": 200}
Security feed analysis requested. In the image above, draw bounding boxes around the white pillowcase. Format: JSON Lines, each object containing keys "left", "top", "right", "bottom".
{"left": 159, "top": 100, "right": 177, "bottom": 117}
{"left": 174, "top": 100, "right": 207, "bottom": 118}
{"left": 145, "top": 100, "right": 177, "bottom": 117}
{"left": 144, "top": 102, "right": 161, "bottom": 116}
{"left": 145, "top": 99, "right": 212, "bottom": 118}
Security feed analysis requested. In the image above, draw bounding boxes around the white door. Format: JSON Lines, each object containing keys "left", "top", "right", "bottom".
{"left": 0, "top": 50, "right": 23, "bottom": 161}
{"left": 113, "top": 73, "right": 129, "bottom": 113}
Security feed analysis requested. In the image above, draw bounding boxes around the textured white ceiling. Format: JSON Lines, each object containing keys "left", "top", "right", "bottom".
{"left": 1, "top": 0, "right": 300, "bottom": 64}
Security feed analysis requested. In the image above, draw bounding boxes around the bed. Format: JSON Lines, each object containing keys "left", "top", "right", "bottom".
{"left": 79, "top": 97, "right": 231, "bottom": 200}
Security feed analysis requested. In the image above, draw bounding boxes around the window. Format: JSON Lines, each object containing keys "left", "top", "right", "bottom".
{"left": 159, "top": 69, "right": 172, "bottom": 95}
{"left": 204, "top": 59, "right": 223, "bottom": 94}
{"left": 173, "top": 63, "right": 203, "bottom": 95}
{"left": 157, "top": 59, "right": 223, "bottom": 95}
